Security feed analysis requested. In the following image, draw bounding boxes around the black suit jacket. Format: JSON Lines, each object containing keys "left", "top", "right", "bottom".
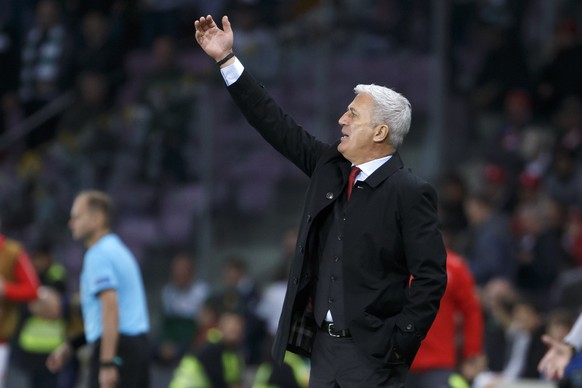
{"left": 227, "top": 70, "right": 447, "bottom": 367}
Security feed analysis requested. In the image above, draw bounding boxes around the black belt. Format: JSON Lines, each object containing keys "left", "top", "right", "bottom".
{"left": 321, "top": 322, "right": 351, "bottom": 338}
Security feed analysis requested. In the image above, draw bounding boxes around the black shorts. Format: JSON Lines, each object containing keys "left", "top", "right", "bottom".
{"left": 89, "top": 333, "right": 150, "bottom": 388}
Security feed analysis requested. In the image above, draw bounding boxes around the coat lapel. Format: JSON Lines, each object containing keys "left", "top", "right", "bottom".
{"left": 364, "top": 151, "right": 404, "bottom": 188}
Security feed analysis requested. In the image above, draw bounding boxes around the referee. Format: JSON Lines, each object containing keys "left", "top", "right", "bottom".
{"left": 47, "top": 190, "right": 150, "bottom": 388}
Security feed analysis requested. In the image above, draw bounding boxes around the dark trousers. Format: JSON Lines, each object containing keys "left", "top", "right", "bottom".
{"left": 30, "top": 366, "right": 58, "bottom": 388}
{"left": 308, "top": 327, "right": 408, "bottom": 387}
{"left": 89, "top": 333, "right": 150, "bottom": 388}
{"left": 406, "top": 369, "right": 453, "bottom": 388}
{"left": 13, "top": 349, "right": 60, "bottom": 388}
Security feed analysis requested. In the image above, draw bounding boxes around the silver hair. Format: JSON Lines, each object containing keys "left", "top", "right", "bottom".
{"left": 354, "top": 84, "right": 411, "bottom": 148}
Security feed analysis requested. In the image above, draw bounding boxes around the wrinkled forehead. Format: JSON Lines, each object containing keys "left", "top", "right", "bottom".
{"left": 352, "top": 92, "right": 374, "bottom": 104}
{"left": 349, "top": 93, "right": 375, "bottom": 114}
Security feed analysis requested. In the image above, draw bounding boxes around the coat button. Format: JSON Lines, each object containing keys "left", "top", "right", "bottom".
{"left": 307, "top": 214, "right": 312, "bottom": 222}
{"left": 406, "top": 323, "right": 413, "bottom": 331}
{"left": 299, "top": 244, "right": 304, "bottom": 254}
{"left": 292, "top": 277, "right": 298, "bottom": 285}
{"left": 326, "top": 192, "right": 334, "bottom": 200}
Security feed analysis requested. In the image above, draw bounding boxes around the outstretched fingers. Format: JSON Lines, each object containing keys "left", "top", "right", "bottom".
{"left": 222, "top": 15, "right": 232, "bottom": 34}
{"left": 538, "top": 335, "right": 569, "bottom": 380}
{"left": 198, "top": 15, "right": 215, "bottom": 31}
{"left": 194, "top": 16, "right": 210, "bottom": 42}
{"left": 541, "top": 334, "right": 561, "bottom": 349}
{"left": 193, "top": 14, "right": 233, "bottom": 60}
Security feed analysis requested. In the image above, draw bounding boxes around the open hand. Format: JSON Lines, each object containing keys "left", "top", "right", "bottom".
{"left": 538, "top": 334, "right": 574, "bottom": 380}
{"left": 46, "top": 342, "right": 72, "bottom": 373}
{"left": 194, "top": 15, "right": 234, "bottom": 62}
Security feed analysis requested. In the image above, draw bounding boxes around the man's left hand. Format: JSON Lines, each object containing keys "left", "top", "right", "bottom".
{"left": 99, "top": 366, "right": 119, "bottom": 388}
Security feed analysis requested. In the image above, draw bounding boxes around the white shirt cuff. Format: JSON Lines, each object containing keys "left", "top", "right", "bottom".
{"left": 220, "top": 57, "right": 244, "bottom": 86}
{"left": 564, "top": 314, "right": 582, "bottom": 352}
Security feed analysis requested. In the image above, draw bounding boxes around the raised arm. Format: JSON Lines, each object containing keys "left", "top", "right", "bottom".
{"left": 194, "top": 15, "right": 235, "bottom": 67}
{"left": 192, "top": 14, "right": 328, "bottom": 176}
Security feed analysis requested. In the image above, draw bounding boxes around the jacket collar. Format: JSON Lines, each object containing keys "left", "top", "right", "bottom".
{"left": 362, "top": 151, "right": 404, "bottom": 188}
{"left": 324, "top": 143, "right": 404, "bottom": 186}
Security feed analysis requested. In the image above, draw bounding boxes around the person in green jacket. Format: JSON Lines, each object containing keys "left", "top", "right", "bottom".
{"left": 170, "top": 308, "right": 245, "bottom": 388}
{"left": 13, "top": 242, "right": 67, "bottom": 388}
{"left": 252, "top": 351, "right": 310, "bottom": 388}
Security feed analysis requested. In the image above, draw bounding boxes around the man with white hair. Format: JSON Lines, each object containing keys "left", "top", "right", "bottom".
{"left": 194, "top": 15, "right": 447, "bottom": 387}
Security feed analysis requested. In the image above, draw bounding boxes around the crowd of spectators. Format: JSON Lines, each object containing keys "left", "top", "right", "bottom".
{"left": 1, "top": 0, "right": 582, "bottom": 386}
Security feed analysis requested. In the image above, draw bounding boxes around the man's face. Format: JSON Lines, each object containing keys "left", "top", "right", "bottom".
{"left": 219, "top": 312, "right": 245, "bottom": 346}
{"left": 464, "top": 198, "right": 489, "bottom": 226}
{"left": 224, "top": 266, "right": 242, "bottom": 287}
{"left": 69, "top": 196, "right": 98, "bottom": 242}
{"left": 337, "top": 93, "right": 380, "bottom": 164}
{"left": 171, "top": 257, "right": 194, "bottom": 289}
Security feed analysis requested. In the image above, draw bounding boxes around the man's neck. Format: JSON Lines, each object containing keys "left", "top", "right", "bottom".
{"left": 85, "top": 229, "right": 110, "bottom": 248}
{"left": 350, "top": 145, "right": 395, "bottom": 165}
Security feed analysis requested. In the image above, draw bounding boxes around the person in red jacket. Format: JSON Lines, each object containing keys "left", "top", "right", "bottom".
{"left": 408, "top": 246, "right": 485, "bottom": 388}
{"left": 0, "top": 231, "right": 40, "bottom": 388}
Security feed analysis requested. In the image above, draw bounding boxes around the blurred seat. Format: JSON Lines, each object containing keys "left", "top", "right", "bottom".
{"left": 115, "top": 215, "right": 159, "bottom": 262}
{"left": 157, "top": 184, "right": 206, "bottom": 246}
{"left": 553, "top": 267, "right": 582, "bottom": 312}
{"left": 110, "top": 183, "right": 157, "bottom": 216}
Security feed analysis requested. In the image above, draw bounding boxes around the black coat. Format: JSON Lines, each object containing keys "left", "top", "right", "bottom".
{"left": 227, "top": 70, "right": 447, "bottom": 367}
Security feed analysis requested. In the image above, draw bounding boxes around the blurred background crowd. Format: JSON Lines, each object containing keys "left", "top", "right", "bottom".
{"left": 1, "top": 0, "right": 582, "bottom": 386}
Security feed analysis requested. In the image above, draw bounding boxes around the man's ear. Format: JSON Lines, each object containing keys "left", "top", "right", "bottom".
{"left": 92, "top": 211, "right": 106, "bottom": 229}
{"left": 373, "top": 124, "right": 389, "bottom": 143}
